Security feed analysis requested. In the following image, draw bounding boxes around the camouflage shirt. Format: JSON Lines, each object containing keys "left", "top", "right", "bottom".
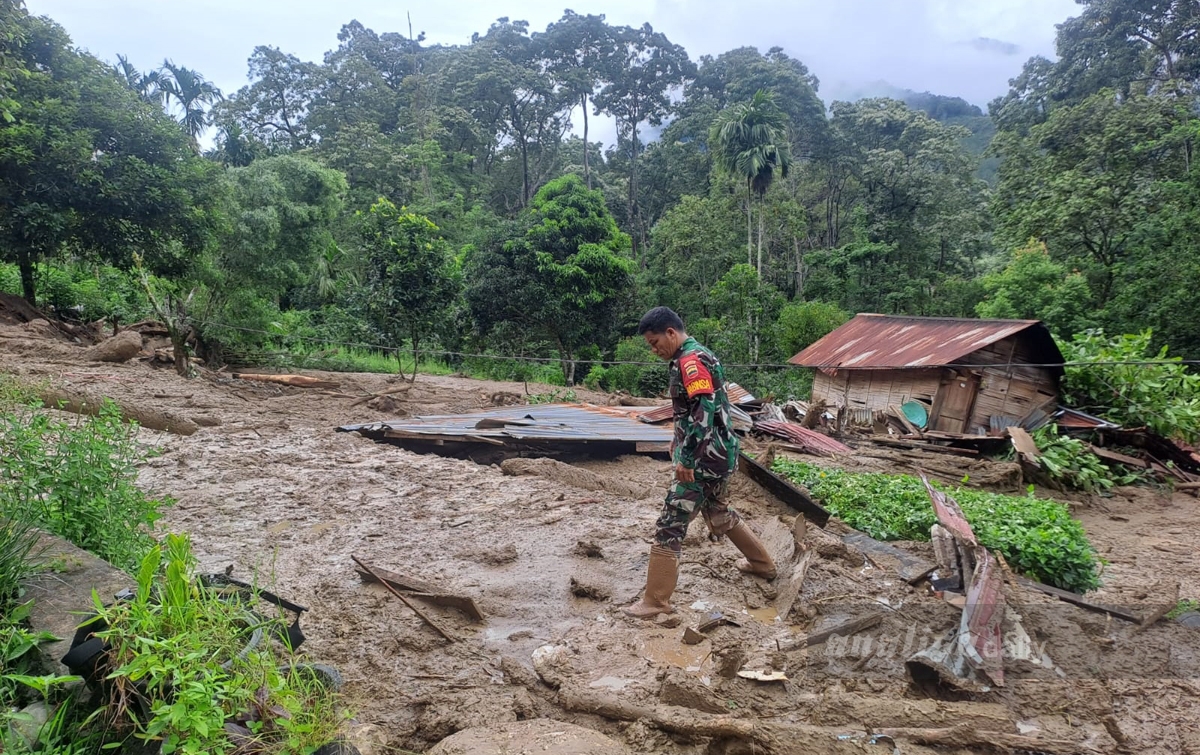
{"left": 669, "top": 337, "right": 739, "bottom": 480}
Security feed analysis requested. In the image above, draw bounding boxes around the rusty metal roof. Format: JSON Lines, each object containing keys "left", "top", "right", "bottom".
{"left": 788, "top": 314, "right": 1065, "bottom": 375}
{"left": 338, "top": 404, "right": 671, "bottom": 448}
{"left": 638, "top": 382, "right": 757, "bottom": 425}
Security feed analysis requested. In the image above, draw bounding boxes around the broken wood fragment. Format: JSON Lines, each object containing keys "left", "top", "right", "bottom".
{"left": 1007, "top": 426, "right": 1041, "bottom": 466}
{"left": 39, "top": 388, "right": 198, "bottom": 436}
{"left": 738, "top": 453, "right": 830, "bottom": 526}
{"left": 878, "top": 725, "right": 1092, "bottom": 755}
{"left": 354, "top": 565, "right": 484, "bottom": 622}
{"left": 774, "top": 548, "right": 814, "bottom": 622}
{"left": 352, "top": 556, "right": 457, "bottom": 641}
{"left": 1133, "top": 582, "right": 1181, "bottom": 634}
{"left": 777, "top": 613, "right": 882, "bottom": 653}
{"left": 867, "top": 437, "right": 979, "bottom": 456}
{"left": 1014, "top": 576, "right": 1140, "bottom": 623}
{"left": 232, "top": 373, "right": 341, "bottom": 389}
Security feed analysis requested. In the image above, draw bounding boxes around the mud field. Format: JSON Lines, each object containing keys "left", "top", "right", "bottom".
{"left": 3, "top": 316, "right": 1200, "bottom": 754}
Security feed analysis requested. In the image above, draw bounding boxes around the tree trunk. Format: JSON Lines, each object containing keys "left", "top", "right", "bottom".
{"left": 757, "top": 195, "right": 765, "bottom": 277}
{"left": 581, "top": 94, "right": 591, "bottom": 189}
{"left": 746, "top": 182, "right": 753, "bottom": 267}
{"left": 17, "top": 248, "right": 36, "bottom": 306}
{"left": 520, "top": 135, "right": 531, "bottom": 207}
{"left": 409, "top": 333, "right": 420, "bottom": 384}
{"left": 169, "top": 327, "right": 190, "bottom": 377}
{"left": 627, "top": 122, "right": 639, "bottom": 260}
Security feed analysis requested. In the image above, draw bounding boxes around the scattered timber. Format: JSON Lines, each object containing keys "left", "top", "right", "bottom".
{"left": 351, "top": 556, "right": 458, "bottom": 642}
{"left": 1014, "top": 576, "right": 1140, "bottom": 623}
{"left": 738, "top": 453, "right": 830, "bottom": 526}
{"left": 39, "top": 388, "right": 198, "bottom": 436}
{"left": 867, "top": 437, "right": 978, "bottom": 457}
{"left": 354, "top": 565, "right": 485, "bottom": 622}
{"left": 231, "top": 373, "right": 341, "bottom": 389}
{"left": 777, "top": 613, "right": 883, "bottom": 653}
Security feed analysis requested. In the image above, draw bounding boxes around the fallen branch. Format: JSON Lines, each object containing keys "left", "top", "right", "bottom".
{"left": 352, "top": 555, "right": 457, "bottom": 642}
{"left": 354, "top": 565, "right": 485, "bottom": 622}
{"left": 777, "top": 613, "right": 883, "bottom": 653}
{"left": 39, "top": 388, "right": 198, "bottom": 436}
{"left": 232, "top": 373, "right": 341, "bottom": 389}
{"left": 349, "top": 384, "right": 414, "bottom": 408}
{"left": 878, "top": 725, "right": 1094, "bottom": 754}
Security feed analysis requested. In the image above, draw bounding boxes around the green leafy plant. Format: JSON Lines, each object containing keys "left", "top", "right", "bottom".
{"left": 94, "top": 534, "right": 348, "bottom": 755}
{"left": 0, "top": 400, "right": 168, "bottom": 571}
{"left": 1033, "top": 425, "right": 1139, "bottom": 492}
{"left": 772, "top": 458, "right": 1102, "bottom": 593}
{"left": 527, "top": 388, "right": 578, "bottom": 405}
{"left": 1168, "top": 599, "right": 1199, "bottom": 619}
{"left": 1062, "top": 329, "right": 1200, "bottom": 443}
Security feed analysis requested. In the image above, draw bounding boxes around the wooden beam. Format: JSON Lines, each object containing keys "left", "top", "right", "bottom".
{"left": 778, "top": 613, "right": 883, "bottom": 652}
{"left": 739, "top": 453, "right": 830, "bottom": 527}
{"left": 867, "top": 437, "right": 978, "bottom": 457}
{"left": 1014, "top": 576, "right": 1140, "bottom": 623}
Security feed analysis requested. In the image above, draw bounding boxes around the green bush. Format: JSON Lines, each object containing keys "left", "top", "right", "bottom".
{"left": 0, "top": 263, "right": 19, "bottom": 295}
{"left": 1033, "top": 425, "right": 1139, "bottom": 492}
{"left": 1062, "top": 329, "right": 1200, "bottom": 443}
{"left": 93, "top": 534, "right": 348, "bottom": 755}
{"left": 0, "top": 401, "right": 168, "bottom": 571}
{"left": 606, "top": 336, "right": 662, "bottom": 396}
{"left": 772, "top": 458, "right": 1102, "bottom": 593}
{"left": 773, "top": 300, "right": 849, "bottom": 359}
{"left": 583, "top": 365, "right": 608, "bottom": 391}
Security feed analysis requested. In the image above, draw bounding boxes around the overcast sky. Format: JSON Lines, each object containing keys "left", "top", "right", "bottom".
{"left": 27, "top": 0, "right": 1081, "bottom": 140}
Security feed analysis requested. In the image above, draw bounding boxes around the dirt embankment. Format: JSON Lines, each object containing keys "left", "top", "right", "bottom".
{"left": 3, "top": 323, "right": 1200, "bottom": 754}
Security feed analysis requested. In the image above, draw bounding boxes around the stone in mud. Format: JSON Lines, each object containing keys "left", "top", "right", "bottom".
{"left": 84, "top": 329, "right": 143, "bottom": 362}
{"left": 531, "top": 644, "right": 572, "bottom": 688}
{"left": 427, "top": 718, "right": 632, "bottom": 755}
{"left": 480, "top": 544, "right": 519, "bottom": 565}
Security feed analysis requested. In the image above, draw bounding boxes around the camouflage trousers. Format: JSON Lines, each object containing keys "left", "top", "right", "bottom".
{"left": 654, "top": 476, "right": 742, "bottom": 554}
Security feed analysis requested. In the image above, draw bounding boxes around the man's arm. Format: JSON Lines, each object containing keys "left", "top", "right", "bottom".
{"left": 674, "top": 353, "right": 716, "bottom": 481}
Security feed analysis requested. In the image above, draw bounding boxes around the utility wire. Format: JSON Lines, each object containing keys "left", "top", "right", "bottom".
{"left": 192, "top": 318, "right": 1200, "bottom": 372}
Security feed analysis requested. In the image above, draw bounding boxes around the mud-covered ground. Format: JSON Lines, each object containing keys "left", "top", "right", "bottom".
{"left": 3, "top": 316, "right": 1200, "bottom": 754}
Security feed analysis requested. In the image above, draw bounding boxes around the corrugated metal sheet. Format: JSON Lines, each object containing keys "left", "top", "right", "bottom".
{"left": 339, "top": 404, "right": 671, "bottom": 445}
{"left": 1055, "top": 406, "right": 1118, "bottom": 430}
{"left": 789, "top": 314, "right": 1065, "bottom": 373}
{"left": 754, "top": 420, "right": 853, "bottom": 456}
{"left": 638, "top": 382, "right": 756, "bottom": 425}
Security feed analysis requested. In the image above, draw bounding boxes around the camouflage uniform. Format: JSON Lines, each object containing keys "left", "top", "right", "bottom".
{"left": 654, "top": 337, "right": 742, "bottom": 553}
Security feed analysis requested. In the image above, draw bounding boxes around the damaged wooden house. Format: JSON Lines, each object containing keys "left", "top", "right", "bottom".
{"left": 788, "top": 314, "right": 1065, "bottom": 435}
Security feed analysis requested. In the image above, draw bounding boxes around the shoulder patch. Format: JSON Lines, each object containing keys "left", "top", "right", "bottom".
{"left": 679, "top": 354, "right": 714, "bottom": 398}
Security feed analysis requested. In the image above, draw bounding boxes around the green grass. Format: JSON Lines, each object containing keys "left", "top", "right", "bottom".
{"left": 772, "top": 458, "right": 1103, "bottom": 593}
{"left": 1168, "top": 598, "right": 1199, "bottom": 619}
{"left": 249, "top": 345, "right": 456, "bottom": 377}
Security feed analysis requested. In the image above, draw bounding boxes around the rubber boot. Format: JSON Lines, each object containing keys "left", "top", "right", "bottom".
{"left": 727, "top": 522, "right": 777, "bottom": 579}
{"left": 622, "top": 546, "right": 679, "bottom": 619}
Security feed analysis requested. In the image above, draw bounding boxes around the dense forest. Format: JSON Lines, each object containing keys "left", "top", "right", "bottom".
{"left": 1, "top": 0, "right": 1198, "bottom": 397}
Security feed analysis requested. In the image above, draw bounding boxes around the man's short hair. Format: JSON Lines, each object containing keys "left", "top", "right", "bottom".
{"left": 638, "top": 306, "right": 685, "bottom": 335}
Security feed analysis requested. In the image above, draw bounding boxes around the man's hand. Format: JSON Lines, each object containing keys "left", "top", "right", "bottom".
{"left": 675, "top": 464, "right": 694, "bottom": 483}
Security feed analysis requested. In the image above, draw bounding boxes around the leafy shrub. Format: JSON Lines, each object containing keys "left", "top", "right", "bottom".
{"left": 94, "top": 534, "right": 348, "bottom": 755}
{"left": 583, "top": 365, "right": 608, "bottom": 391}
{"left": 606, "top": 336, "right": 662, "bottom": 397}
{"left": 0, "top": 263, "right": 19, "bottom": 295}
{"left": 773, "top": 300, "right": 849, "bottom": 359}
{"left": 772, "top": 458, "right": 1102, "bottom": 593}
{"left": 1062, "top": 329, "right": 1200, "bottom": 443}
{"left": 0, "top": 401, "right": 168, "bottom": 571}
{"left": 1033, "top": 425, "right": 1138, "bottom": 492}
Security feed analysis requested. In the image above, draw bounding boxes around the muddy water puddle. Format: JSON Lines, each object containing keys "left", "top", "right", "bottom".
{"left": 640, "top": 628, "right": 712, "bottom": 671}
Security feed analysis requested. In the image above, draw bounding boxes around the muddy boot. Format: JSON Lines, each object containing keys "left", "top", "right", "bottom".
{"left": 727, "top": 522, "right": 777, "bottom": 580}
{"left": 622, "top": 546, "right": 679, "bottom": 619}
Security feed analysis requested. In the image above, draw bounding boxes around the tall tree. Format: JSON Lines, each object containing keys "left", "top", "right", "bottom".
{"left": 0, "top": 16, "right": 219, "bottom": 304}
{"left": 0, "top": 0, "right": 27, "bottom": 122}
{"left": 357, "top": 199, "right": 460, "bottom": 381}
{"left": 537, "top": 11, "right": 614, "bottom": 189}
{"left": 220, "top": 46, "right": 317, "bottom": 151}
{"left": 466, "top": 174, "right": 633, "bottom": 382}
{"left": 158, "top": 59, "right": 223, "bottom": 145}
{"left": 594, "top": 23, "right": 694, "bottom": 251}
{"left": 458, "top": 19, "right": 568, "bottom": 209}
{"left": 710, "top": 90, "right": 793, "bottom": 275}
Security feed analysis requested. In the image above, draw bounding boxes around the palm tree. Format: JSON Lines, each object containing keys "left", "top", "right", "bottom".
{"left": 159, "top": 60, "right": 223, "bottom": 145}
{"left": 114, "top": 54, "right": 163, "bottom": 105}
{"left": 710, "top": 90, "right": 793, "bottom": 275}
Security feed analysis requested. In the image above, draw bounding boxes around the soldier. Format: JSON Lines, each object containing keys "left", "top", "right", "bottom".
{"left": 624, "top": 306, "right": 776, "bottom": 619}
